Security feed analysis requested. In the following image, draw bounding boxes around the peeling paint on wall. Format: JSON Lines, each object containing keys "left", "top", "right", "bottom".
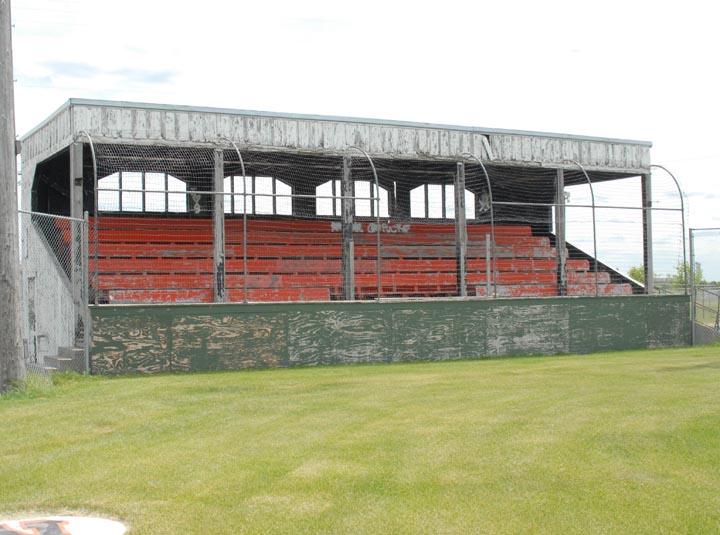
{"left": 91, "top": 295, "right": 691, "bottom": 374}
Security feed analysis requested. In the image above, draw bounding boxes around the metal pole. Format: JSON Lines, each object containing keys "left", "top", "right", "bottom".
{"left": 348, "top": 146, "right": 381, "bottom": 300}
{"left": 77, "top": 131, "right": 98, "bottom": 304}
{"left": 83, "top": 212, "right": 91, "bottom": 373}
{"left": 650, "top": 165, "right": 687, "bottom": 296}
{"left": 485, "top": 234, "right": 491, "bottom": 297}
{"left": 566, "top": 160, "right": 599, "bottom": 296}
{"left": 461, "top": 153, "right": 496, "bottom": 297}
{"left": 219, "top": 137, "right": 247, "bottom": 303}
{"left": 641, "top": 173, "right": 654, "bottom": 294}
{"left": 455, "top": 162, "right": 467, "bottom": 297}
{"left": 0, "top": 0, "right": 27, "bottom": 389}
{"left": 689, "top": 228, "right": 696, "bottom": 346}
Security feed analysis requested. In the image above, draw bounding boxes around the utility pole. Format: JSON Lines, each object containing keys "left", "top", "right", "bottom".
{"left": 0, "top": 0, "right": 26, "bottom": 391}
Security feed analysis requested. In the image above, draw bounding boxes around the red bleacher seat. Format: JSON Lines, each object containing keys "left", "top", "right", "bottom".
{"left": 91, "top": 217, "right": 628, "bottom": 303}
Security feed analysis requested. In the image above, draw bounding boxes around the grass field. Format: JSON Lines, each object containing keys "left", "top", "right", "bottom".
{"left": 2, "top": 347, "right": 720, "bottom": 534}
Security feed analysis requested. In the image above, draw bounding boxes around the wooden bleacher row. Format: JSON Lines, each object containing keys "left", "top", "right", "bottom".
{"left": 85, "top": 217, "right": 631, "bottom": 303}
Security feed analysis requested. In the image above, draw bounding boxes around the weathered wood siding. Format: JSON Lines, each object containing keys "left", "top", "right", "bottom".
{"left": 21, "top": 100, "right": 651, "bottom": 174}
{"left": 20, "top": 106, "right": 73, "bottom": 164}
{"left": 69, "top": 104, "right": 494, "bottom": 160}
{"left": 489, "top": 135, "right": 649, "bottom": 172}
{"left": 91, "top": 295, "right": 690, "bottom": 374}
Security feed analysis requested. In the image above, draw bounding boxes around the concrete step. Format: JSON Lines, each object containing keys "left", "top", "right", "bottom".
{"left": 44, "top": 356, "right": 73, "bottom": 369}
{"left": 43, "top": 347, "right": 86, "bottom": 373}
{"left": 59, "top": 347, "right": 84, "bottom": 361}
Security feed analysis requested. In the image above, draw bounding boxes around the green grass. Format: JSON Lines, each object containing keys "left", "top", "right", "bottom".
{"left": 2, "top": 347, "right": 720, "bottom": 534}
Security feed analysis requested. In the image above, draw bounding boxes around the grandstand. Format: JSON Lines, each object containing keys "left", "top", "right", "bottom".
{"left": 19, "top": 99, "right": 690, "bottom": 373}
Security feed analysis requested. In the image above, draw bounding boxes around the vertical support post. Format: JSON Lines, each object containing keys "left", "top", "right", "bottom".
{"left": 555, "top": 169, "right": 567, "bottom": 296}
{"left": 485, "top": 234, "right": 491, "bottom": 298}
{"left": 689, "top": 228, "right": 696, "bottom": 345}
{"left": 642, "top": 173, "right": 654, "bottom": 294}
{"left": 83, "top": 212, "right": 91, "bottom": 373}
{"left": 213, "top": 149, "right": 226, "bottom": 302}
{"left": 341, "top": 156, "right": 355, "bottom": 300}
{"left": 455, "top": 162, "right": 467, "bottom": 297}
{"left": 390, "top": 181, "right": 398, "bottom": 219}
{"left": 70, "top": 142, "right": 84, "bottom": 219}
{"left": 0, "top": 0, "right": 26, "bottom": 389}
{"left": 70, "top": 142, "right": 85, "bottom": 345}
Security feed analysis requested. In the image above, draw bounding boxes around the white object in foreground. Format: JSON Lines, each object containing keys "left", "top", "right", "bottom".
{"left": 0, "top": 516, "right": 126, "bottom": 535}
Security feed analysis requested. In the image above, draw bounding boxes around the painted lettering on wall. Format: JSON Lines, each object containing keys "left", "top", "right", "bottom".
{"left": 330, "top": 221, "right": 410, "bottom": 233}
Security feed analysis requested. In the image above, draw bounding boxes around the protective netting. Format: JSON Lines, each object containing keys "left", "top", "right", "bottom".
{"left": 19, "top": 211, "right": 88, "bottom": 374}
{"left": 87, "top": 142, "right": 686, "bottom": 304}
{"left": 564, "top": 170, "right": 685, "bottom": 295}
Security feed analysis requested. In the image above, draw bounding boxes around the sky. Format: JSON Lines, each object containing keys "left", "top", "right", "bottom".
{"left": 9, "top": 0, "right": 720, "bottom": 278}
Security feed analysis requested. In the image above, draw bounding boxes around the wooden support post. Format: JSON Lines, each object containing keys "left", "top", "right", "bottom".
{"left": 0, "top": 0, "right": 26, "bottom": 389}
{"left": 69, "top": 142, "right": 86, "bottom": 345}
{"left": 642, "top": 173, "right": 654, "bottom": 294}
{"left": 341, "top": 156, "right": 355, "bottom": 300}
{"left": 455, "top": 162, "right": 467, "bottom": 297}
{"left": 70, "top": 143, "right": 84, "bottom": 220}
{"left": 555, "top": 169, "right": 567, "bottom": 296}
{"left": 213, "top": 149, "right": 226, "bottom": 302}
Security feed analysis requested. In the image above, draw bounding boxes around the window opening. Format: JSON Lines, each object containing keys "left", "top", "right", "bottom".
{"left": 410, "top": 184, "right": 475, "bottom": 219}
{"left": 224, "top": 175, "right": 292, "bottom": 215}
{"left": 97, "top": 171, "right": 188, "bottom": 213}
{"left": 315, "top": 180, "right": 389, "bottom": 217}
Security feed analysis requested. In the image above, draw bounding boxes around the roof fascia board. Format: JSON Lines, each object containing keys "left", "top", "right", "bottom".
{"left": 59, "top": 98, "right": 652, "bottom": 148}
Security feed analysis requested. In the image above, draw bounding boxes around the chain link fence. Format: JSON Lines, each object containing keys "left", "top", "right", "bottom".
{"left": 19, "top": 211, "right": 89, "bottom": 374}
{"left": 690, "top": 228, "right": 720, "bottom": 345}
{"left": 75, "top": 141, "right": 688, "bottom": 305}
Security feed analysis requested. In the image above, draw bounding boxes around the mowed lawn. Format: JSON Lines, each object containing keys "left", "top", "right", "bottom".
{"left": 2, "top": 347, "right": 720, "bottom": 535}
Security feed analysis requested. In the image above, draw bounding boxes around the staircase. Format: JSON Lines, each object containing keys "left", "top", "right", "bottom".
{"left": 44, "top": 346, "right": 86, "bottom": 373}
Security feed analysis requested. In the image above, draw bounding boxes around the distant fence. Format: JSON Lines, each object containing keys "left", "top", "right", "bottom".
{"left": 19, "top": 211, "right": 89, "bottom": 373}
{"left": 690, "top": 228, "right": 720, "bottom": 345}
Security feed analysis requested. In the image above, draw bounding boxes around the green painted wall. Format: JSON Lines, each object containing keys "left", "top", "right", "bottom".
{"left": 91, "top": 295, "right": 691, "bottom": 374}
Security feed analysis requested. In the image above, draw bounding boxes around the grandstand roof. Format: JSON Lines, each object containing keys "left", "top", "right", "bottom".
{"left": 21, "top": 98, "right": 651, "bottom": 174}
